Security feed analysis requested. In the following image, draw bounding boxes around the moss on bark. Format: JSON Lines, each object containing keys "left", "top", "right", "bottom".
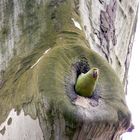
{"left": 0, "top": 0, "right": 132, "bottom": 139}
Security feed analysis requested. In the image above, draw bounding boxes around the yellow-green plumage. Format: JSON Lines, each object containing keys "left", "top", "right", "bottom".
{"left": 75, "top": 68, "right": 99, "bottom": 97}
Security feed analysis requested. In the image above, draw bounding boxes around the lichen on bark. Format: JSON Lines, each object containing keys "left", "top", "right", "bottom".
{"left": 0, "top": 0, "right": 138, "bottom": 139}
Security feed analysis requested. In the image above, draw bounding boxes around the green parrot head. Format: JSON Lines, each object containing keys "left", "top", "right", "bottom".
{"left": 75, "top": 67, "right": 99, "bottom": 97}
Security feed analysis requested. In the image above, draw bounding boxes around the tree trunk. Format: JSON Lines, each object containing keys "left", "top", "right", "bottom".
{"left": 0, "top": 0, "right": 138, "bottom": 140}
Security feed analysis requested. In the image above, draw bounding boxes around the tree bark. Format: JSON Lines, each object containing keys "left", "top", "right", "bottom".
{"left": 0, "top": 0, "right": 138, "bottom": 140}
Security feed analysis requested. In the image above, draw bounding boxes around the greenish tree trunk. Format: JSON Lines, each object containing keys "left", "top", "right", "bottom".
{"left": 0, "top": 0, "right": 138, "bottom": 140}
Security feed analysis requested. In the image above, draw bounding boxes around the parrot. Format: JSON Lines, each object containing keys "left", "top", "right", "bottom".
{"left": 75, "top": 67, "right": 99, "bottom": 97}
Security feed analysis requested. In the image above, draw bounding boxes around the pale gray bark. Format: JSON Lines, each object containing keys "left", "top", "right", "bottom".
{"left": 79, "top": 0, "right": 139, "bottom": 91}
{"left": 0, "top": 0, "right": 138, "bottom": 140}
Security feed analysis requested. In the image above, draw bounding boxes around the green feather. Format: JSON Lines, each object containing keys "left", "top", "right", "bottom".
{"left": 75, "top": 67, "right": 99, "bottom": 97}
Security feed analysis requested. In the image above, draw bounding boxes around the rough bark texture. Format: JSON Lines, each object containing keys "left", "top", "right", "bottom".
{"left": 79, "top": 0, "right": 138, "bottom": 91}
{"left": 0, "top": 0, "right": 139, "bottom": 140}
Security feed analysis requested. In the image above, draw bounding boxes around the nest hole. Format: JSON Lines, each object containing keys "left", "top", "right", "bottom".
{"left": 65, "top": 57, "right": 100, "bottom": 102}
